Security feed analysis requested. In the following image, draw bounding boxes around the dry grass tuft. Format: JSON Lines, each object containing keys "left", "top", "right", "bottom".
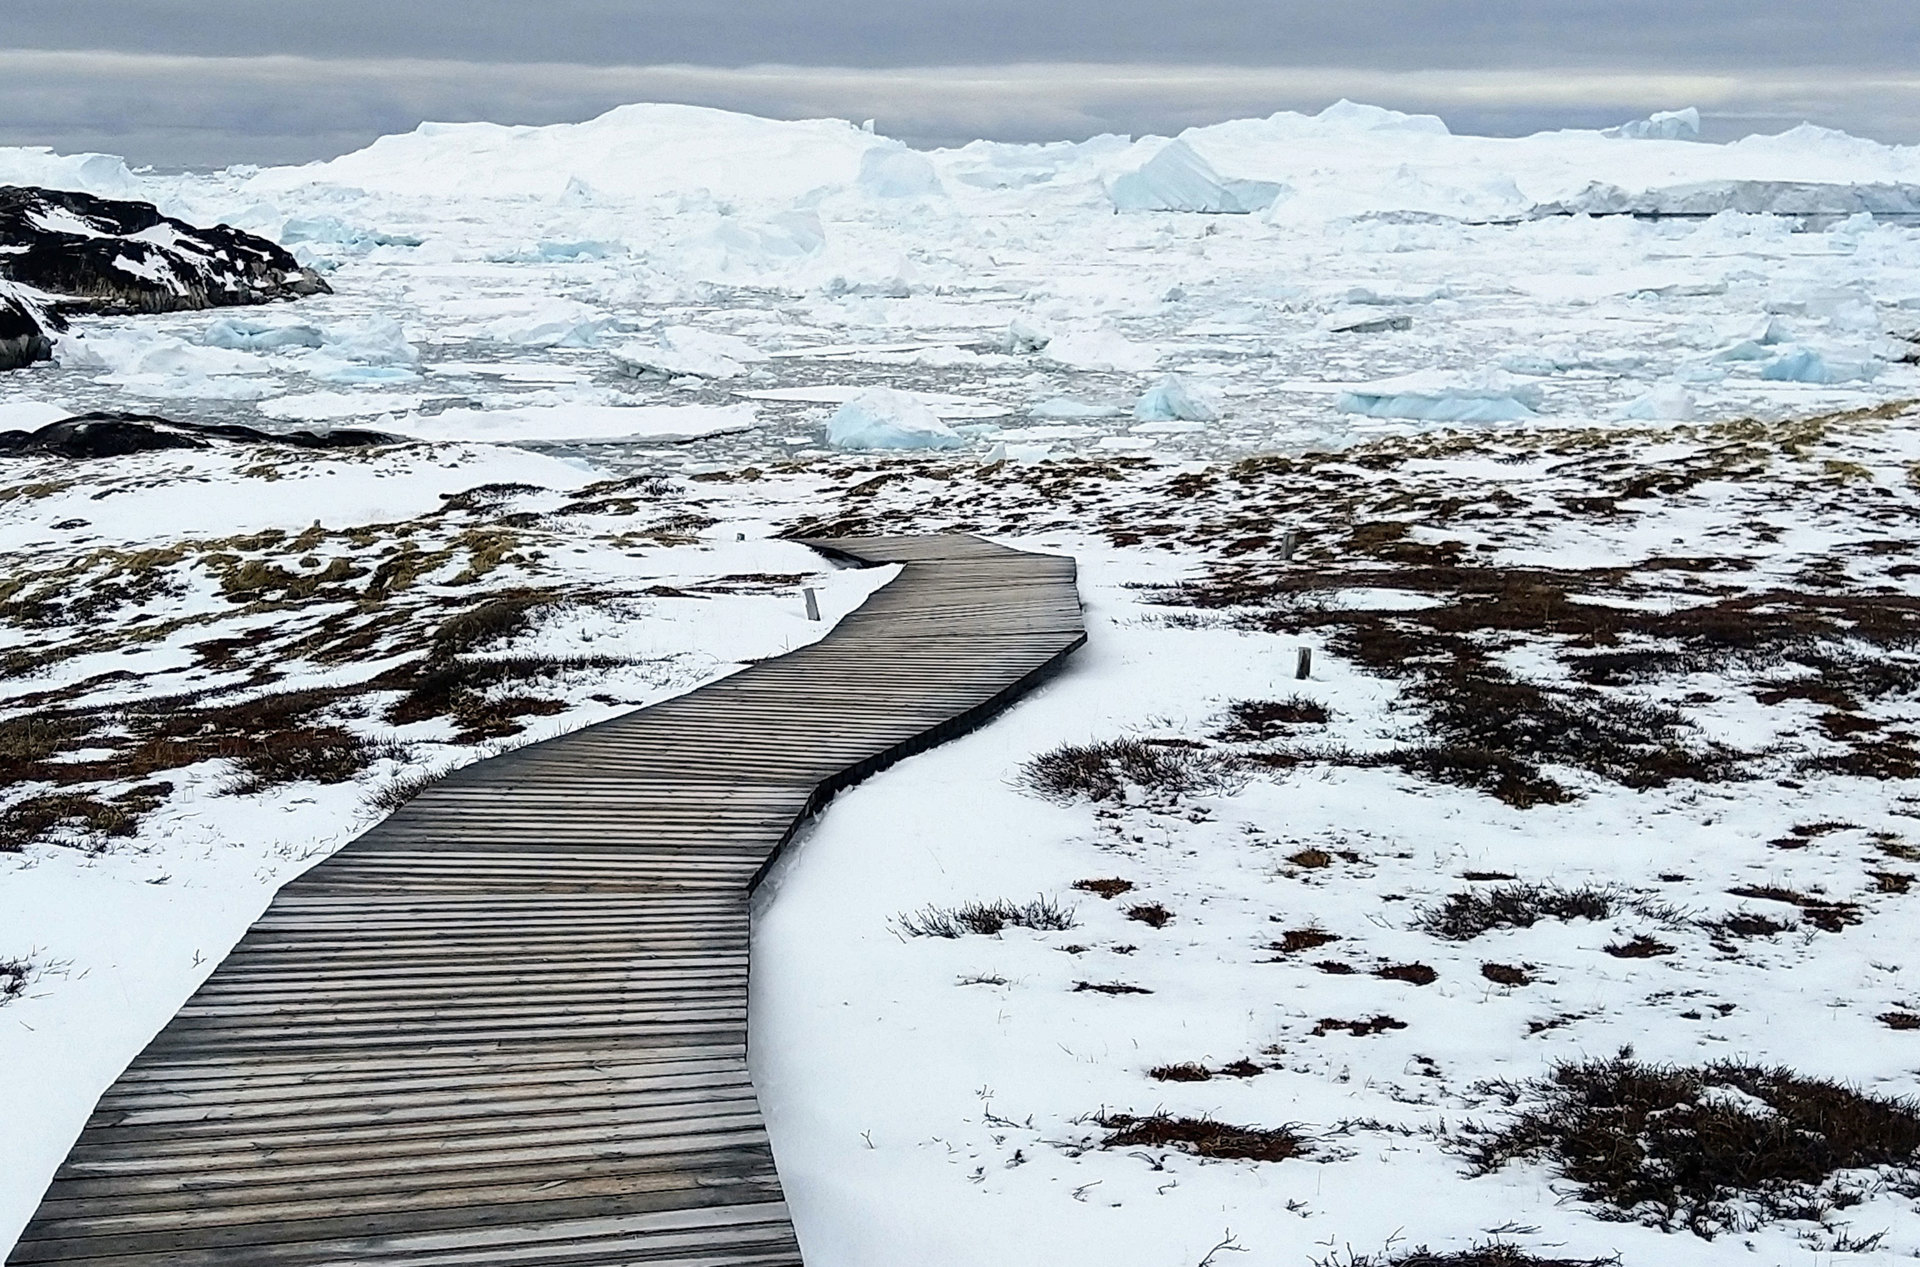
{"left": 1269, "top": 927, "right": 1342, "bottom": 955}
{"left": 1466, "top": 1054, "right": 1920, "bottom": 1236}
{"left": 1099, "top": 1112, "right": 1309, "bottom": 1162}
{"left": 896, "top": 896, "right": 1077, "bottom": 938}
{"left": 1073, "top": 877, "right": 1134, "bottom": 899}
{"left": 1126, "top": 902, "right": 1173, "bottom": 929}
{"left": 1413, "top": 883, "right": 1676, "bottom": 942}
{"left": 1020, "top": 738, "right": 1242, "bottom": 804}
{"left": 1315, "top": 1244, "right": 1619, "bottom": 1267}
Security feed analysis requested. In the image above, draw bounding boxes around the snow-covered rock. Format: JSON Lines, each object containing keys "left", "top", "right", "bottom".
{"left": 1338, "top": 370, "right": 1543, "bottom": 423}
{"left": 1109, "top": 140, "right": 1284, "bottom": 214}
{"left": 825, "top": 388, "right": 965, "bottom": 450}
{"left": 0, "top": 187, "right": 328, "bottom": 323}
{"left": 1133, "top": 374, "right": 1220, "bottom": 422}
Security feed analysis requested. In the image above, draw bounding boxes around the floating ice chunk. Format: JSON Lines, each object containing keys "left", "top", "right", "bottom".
{"left": 1326, "top": 309, "right": 1413, "bottom": 334}
{"left": 322, "top": 317, "right": 419, "bottom": 365}
{"left": 312, "top": 364, "right": 420, "bottom": 385}
{"left": 614, "top": 327, "right": 765, "bottom": 381}
{"left": 1338, "top": 370, "right": 1542, "bottom": 423}
{"left": 613, "top": 341, "right": 742, "bottom": 382}
{"left": 1620, "top": 384, "right": 1697, "bottom": 420}
{"left": 825, "top": 388, "right": 965, "bottom": 450}
{"left": 261, "top": 392, "right": 426, "bottom": 422}
{"left": 1030, "top": 397, "right": 1123, "bottom": 420}
{"left": 708, "top": 210, "right": 826, "bottom": 264}
{"left": 1605, "top": 108, "right": 1703, "bottom": 141}
{"left": 1109, "top": 140, "right": 1283, "bottom": 214}
{"left": 280, "top": 217, "right": 422, "bottom": 249}
{"left": 857, "top": 144, "right": 944, "bottom": 198}
{"left": 482, "top": 300, "right": 611, "bottom": 348}
{"left": 201, "top": 317, "right": 325, "bottom": 351}
{"left": 1712, "top": 340, "right": 1773, "bottom": 362}
{"left": 1133, "top": 374, "right": 1219, "bottom": 423}
{"left": 1760, "top": 349, "right": 1880, "bottom": 383}
{"left": 1042, "top": 327, "right": 1160, "bottom": 372}
{"left": 1000, "top": 318, "right": 1052, "bottom": 354}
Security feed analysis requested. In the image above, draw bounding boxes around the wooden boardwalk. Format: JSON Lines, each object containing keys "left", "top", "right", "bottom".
{"left": 8, "top": 534, "right": 1086, "bottom": 1267}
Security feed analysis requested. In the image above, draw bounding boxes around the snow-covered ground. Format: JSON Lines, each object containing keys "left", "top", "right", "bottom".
{"left": 8, "top": 99, "right": 1920, "bottom": 1264}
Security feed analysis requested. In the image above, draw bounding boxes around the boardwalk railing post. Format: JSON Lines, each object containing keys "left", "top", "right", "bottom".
{"left": 802, "top": 587, "right": 821, "bottom": 621}
{"left": 1295, "top": 646, "right": 1313, "bottom": 680}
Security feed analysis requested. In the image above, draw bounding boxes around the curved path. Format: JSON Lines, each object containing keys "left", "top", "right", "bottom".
{"left": 8, "top": 534, "right": 1085, "bottom": 1267}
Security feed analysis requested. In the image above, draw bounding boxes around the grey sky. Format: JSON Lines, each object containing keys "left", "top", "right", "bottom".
{"left": 5, "top": 2, "right": 1919, "bottom": 168}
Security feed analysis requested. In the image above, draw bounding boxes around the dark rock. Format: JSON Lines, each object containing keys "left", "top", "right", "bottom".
{"left": 0, "top": 411, "right": 399, "bottom": 460}
{"left": 0, "top": 186, "right": 330, "bottom": 320}
{"left": 0, "top": 289, "right": 54, "bottom": 370}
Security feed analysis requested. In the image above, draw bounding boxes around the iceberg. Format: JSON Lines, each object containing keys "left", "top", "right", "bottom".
{"left": 1338, "top": 370, "right": 1542, "bottom": 423}
{"left": 321, "top": 317, "right": 419, "bottom": 366}
{"left": 1042, "top": 327, "right": 1160, "bottom": 372}
{"left": 1605, "top": 108, "right": 1703, "bottom": 141}
{"left": 999, "top": 318, "right": 1052, "bottom": 355}
{"left": 1109, "top": 140, "right": 1284, "bottom": 215}
{"left": 1759, "top": 349, "right": 1880, "bottom": 384}
{"left": 613, "top": 327, "right": 765, "bottom": 381}
{"left": 1537, "top": 180, "right": 1920, "bottom": 218}
{"left": 825, "top": 388, "right": 965, "bottom": 450}
{"left": 201, "top": 317, "right": 326, "bottom": 351}
{"left": 857, "top": 145, "right": 944, "bottom": 198}
{"left": 1133, "top": 374, "right": 1220, "bottom": 423}
{"left": 1620, "top": 384, "right": 1698, "bottom": 421}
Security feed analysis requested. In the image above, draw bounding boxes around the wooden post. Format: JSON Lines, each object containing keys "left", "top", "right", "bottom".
{"left": 803, "top": 587, "right": 821, "bottom": 621}
{"left": 1281, "top": 529, "right": 1299, "bottom": 562}
{"left": 1295, "top": 646, "right": 1312, "bottom": 680}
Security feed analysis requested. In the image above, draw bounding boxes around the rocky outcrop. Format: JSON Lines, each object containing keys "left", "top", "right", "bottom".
{"left": 0, "top": 186, "right": 329, "bottom": 321}
{"left": 0, "top": 412, "right": 397, "bottom": 459}
{"left": 0, "top": 289, "right": 54, "bottom": 370}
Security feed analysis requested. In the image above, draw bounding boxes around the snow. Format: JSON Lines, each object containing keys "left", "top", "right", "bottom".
{"left": 0, "top": 400, "right": 73, "bottom": 430}
{"left": 825, "top": 388, "right": 964, "bottom": 450}
{"left": 1338, "top": 370, "right": 1543, "bottom": 423}
{"left": 383, "top": 402, "right": 760, "bottom": 445}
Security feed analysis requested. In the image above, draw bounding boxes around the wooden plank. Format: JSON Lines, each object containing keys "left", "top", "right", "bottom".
{"left": 7, "top": 533, "right": 1084, "bottom": 1267}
